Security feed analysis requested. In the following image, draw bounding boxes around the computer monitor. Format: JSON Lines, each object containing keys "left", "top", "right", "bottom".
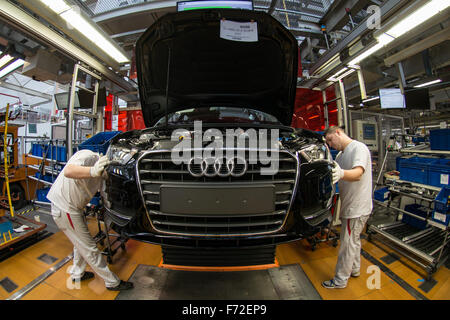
{"left": 379, "top": 88, "right": 406, "bottom": 109}
{"left": 54, "top": 88, "right": 107, "bottom": 110}
{"left": 352, "top": 120, "right": 378, "bottom": 151}
{"left": 404, "top": 88, "right": 430, "bottom": 110}
{"left": 54, "top": 92, "right": 79, "bottom": 110}
{"left": 177, "top": 0, "right": 253, "bottom": 11}
{"left": 362, "top": 123, "right": 376, "bottom": 141}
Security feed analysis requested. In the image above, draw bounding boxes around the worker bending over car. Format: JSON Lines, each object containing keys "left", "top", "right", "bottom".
{"left": 47, "top": 149, "right": 133, "bottom": 291}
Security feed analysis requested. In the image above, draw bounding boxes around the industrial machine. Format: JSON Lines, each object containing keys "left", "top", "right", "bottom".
{"left": 352, "top": 120, "right": 379, "bottom": 151}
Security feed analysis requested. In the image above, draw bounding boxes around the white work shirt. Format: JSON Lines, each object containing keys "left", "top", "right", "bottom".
{"left": 47, "top": 150, "right": 102, "bottom": 216}
{"left": 336, "top": 140, "right": 373, "bottom": 219}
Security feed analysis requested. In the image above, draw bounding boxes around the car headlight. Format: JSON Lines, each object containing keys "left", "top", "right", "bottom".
{"left": 106, "top": 145, "right": 137, "bottom": 165}
{"left": 299, "top": 144, "right": 328, "bottom": 163}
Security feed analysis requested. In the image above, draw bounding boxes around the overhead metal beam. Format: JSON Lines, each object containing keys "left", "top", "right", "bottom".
{"left": 0, "top": 81, "right": 52, "bottom": 100}
{"left": 267, "top": 0, "right": 279, "bottom": 15}
{"left": 384, "top": 26, "right": 450, "bottom": 66}
{"left": 92, "top": 0, "right": 177, "bottom": 23}
{"left": 288, "top": 25, "right": 323, "bottom": 38}
{"left": 303, "top": 0, "right": 406, "bottom": 88}
{"left": 14, "top": 0, "right": 127, "bottom": 70}
{"left": 31, "top": 99, "right": 52, "bottom": 107}
{"left": 0, "top": 0, "right": 135, "bottom": 95}
{"left": 345, "top": 45, "right": 450, "bottom": 103}
{"left": 320, "top": 0, "right": 372, "bottom": 32}
{"left": 273, "top": 8, "right": 323, "bottom": 20}
{"left": 111, "top": 28, "right": 146, "bottom": 39}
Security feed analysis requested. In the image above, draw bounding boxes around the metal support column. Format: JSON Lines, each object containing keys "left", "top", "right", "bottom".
{"left": 322, "top": 90, "right": 330, "bottom": 129}
{"left": 357, "top": 68, "right": 367, "bottom": 101}
{"left": 338, "top": 79, "right": 349, "bottom": 133}
{"left": 67, "top": 63, "right": 103, "bottom": 158}
{"left": 397, "top": 62, "right": 407, "bottom": 95}
{"left": 335, "top": 85, "right": 343, "bottom": 128}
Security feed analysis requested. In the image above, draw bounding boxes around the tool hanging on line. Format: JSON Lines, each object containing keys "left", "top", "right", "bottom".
{"left": 321, "top": 25, "right": 330, "bottom": 50}
{"left": 345, "top": 8, "right": 356, "bottom": 29}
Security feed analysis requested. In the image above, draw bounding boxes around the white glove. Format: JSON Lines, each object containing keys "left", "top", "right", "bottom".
{"left": 90, "top": 155, "right": 110, "bottom": 178}
{"left": 332, "top": 161, "right": 344, "bottom": 184}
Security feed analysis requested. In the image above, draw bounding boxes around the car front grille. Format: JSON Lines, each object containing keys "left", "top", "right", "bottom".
{"left": 137, "top": 150, "right": 298, "bottom": 236}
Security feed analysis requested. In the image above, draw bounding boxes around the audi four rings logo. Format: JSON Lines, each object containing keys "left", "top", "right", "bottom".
{"left": 188, "top": 157, "right": 248, "bottom": 177}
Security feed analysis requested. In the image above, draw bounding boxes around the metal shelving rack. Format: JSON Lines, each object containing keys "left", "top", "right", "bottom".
{"left": 368, "top": 146, "right": 450, "bottom": 280}
{"left": 25, "top": 144, "right": 67, "bottom": 206}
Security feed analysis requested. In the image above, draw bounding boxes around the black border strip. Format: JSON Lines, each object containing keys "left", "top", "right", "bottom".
{"left": 361, "top": 249, "right": 429, "bottom": 300}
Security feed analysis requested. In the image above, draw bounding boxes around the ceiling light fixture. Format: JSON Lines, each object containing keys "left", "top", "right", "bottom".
{"left": 0, "top": 58, "right": 25, "bottom": 78}
{"left": 385, "top": 0, "right": 449, "bottom": 38}
{"left": 413, "top": 79, "right": 442, "bottom": 88}
{"left": 335, "top": 68, "right": 356, "bottom": 81}
{"left": 347, "top": 41, "right": 386, "bottom": 66}
{"left": 39, "top": 0, "right": 70, "bottom": 14}
{"left": 347, "top": 0, "right": 449, "bottom": 67}
{"left": 326, "top": 67, "right": 348, "bottom": 82}
{"left": 327, "top": 67, "right": 357, "bottom": 82}
{"left": 0, "top": 54, "right": 14, "bottom": 68}
{"left": 39, "top": 0, "right": 129, "bottom": 64}
{"left": 331, "top": 68, "right": 349, "bottom": 78}
{"left": 362, "top": 96, "right": 380, "bottom": 103}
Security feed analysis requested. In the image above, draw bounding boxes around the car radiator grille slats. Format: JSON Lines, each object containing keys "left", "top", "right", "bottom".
{"left": 137, "top": 150, "right": 298, "bottom": 236}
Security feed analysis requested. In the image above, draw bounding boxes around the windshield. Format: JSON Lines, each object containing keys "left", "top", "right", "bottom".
{"left": 154, "top": 107, "right": 281, "bottom": 126}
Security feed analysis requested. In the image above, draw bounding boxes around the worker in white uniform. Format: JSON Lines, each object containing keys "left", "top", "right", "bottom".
{"left": 47, "top": 149, "right": 133, "bottom": 291}
{"left": 322, "top": 126, "right": 372, "bottom": 289}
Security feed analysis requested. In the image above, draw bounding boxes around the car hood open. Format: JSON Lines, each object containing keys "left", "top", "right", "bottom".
{"left": 135, "top": 9, "right": 298, "bottom": 127}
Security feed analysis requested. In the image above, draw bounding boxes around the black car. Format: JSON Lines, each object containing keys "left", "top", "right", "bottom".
{"left": 102, "top": 8, "right": 335, "bottom": 266}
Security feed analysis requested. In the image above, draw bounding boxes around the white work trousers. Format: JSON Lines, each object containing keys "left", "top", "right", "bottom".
{"left": 334, "top": 215, "right": 370, "bottom": 286}
{"left": 52, "top": 205, "right": 120, "bottom": 288}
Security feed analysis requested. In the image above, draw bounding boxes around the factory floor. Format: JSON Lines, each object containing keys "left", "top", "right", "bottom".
{"left": 0, "top": 207, "right": 449, "bottom": 300}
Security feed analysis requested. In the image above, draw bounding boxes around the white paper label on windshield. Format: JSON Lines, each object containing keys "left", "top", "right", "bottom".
{"left": 220, "top": 20, "right": 258, "bottom": 42}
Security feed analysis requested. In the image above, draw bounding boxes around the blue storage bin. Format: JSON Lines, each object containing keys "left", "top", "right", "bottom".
{"left": 396, "top": 156, "right": 404, "bottom": 171}
{"left": 428, "top": 158, "right": 450, "bottom": 188}
{"left": 78, "top": 131, "right": 121, "bottom": 155}
{"left": 57, "top": 146, "right": 67, "bottom": 162}
{"left": 398, "top": 157, "right": 435, "bottom": 184}
{"left": 0, "top": 217, "right": 13, "bottom": 237}
{"left": 89, "top": 196, "right": 100, "bottom": 206}
{"left": 434, "top": 186, "right": 450, "bottom": 214}
{"left": 36, "top": 144, "right": 49, "bottom": 158}
{"left": 35, "top": 172, "right": 47, "bottom": 180}
{"left": 31, "top": 144, "right": 38, "bottom": 156}
{"left": 50, "top": 145, "right": 57, "bottom": 160}
{"left": 413, "top": 136, "right": 427, "bottom": 144}
{"left": 430, "top": 129, "right": 450, "bottom": 151}
{"left": 402, "top": 204, "right": 428, "bottom": 230}
{"left": 36, "top": 144, "right": 40, "bottom": 156}
{"left": 36, "top": 188, "right": 51, "bottom": 203}
{"left": 431, "top": 211, "right": 450, "bottom": 227}
{"left": 43, "top": 174, "right": 56, "bottom": 183}
{"left": 374, "top": 187, "right": 390, "bottom": 202}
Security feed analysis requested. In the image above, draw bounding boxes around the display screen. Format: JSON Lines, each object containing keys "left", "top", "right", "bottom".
{"left": 404, "top": 88, "right": 430, "bottom": 110}
{"left": 177, "top": 0, "right": 253, "bottom": 11}
{"left": 28, "top": 123, "right": 37, "bottom": 134}
{"left": 363, "top": 123, "right": 376, "bottom": 140}
{"left": 54, "top": 88, "right": 107, "bottom": 110}
{"left": 379, "top": 88, "right": 406, "bottom": 109}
